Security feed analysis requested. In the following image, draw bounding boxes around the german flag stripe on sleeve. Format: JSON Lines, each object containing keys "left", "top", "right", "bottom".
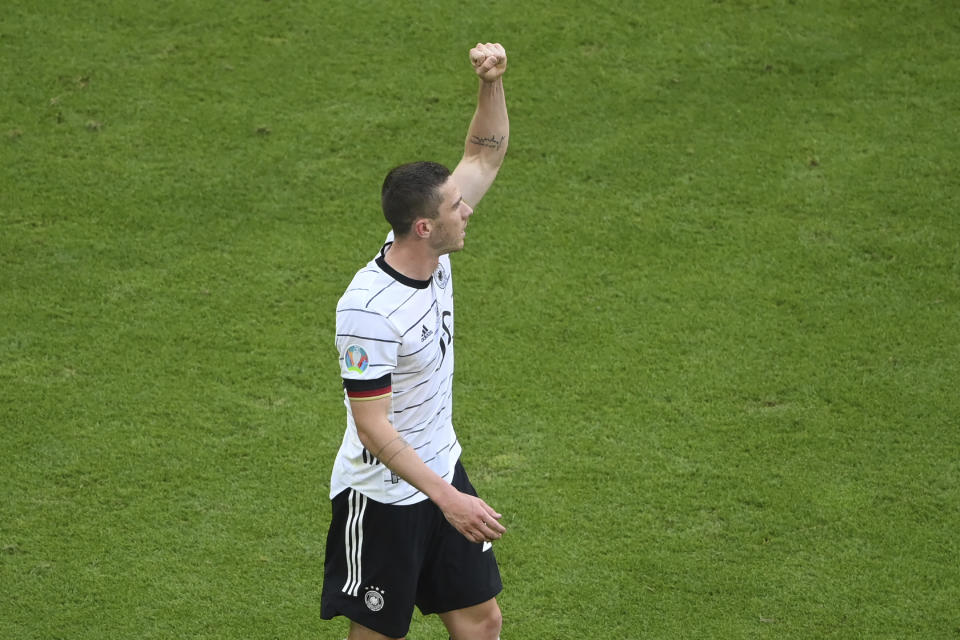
{"left": 343, "top": 374, "right": 391, "bottom": 401}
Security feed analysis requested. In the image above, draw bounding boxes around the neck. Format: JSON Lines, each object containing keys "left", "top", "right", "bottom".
{"left": 383, "top": 239, "right": 439, "bottom": 282}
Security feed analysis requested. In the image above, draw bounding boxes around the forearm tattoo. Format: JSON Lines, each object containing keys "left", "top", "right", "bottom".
{"left": 377, "top": 436, "right": 411, "bottom": 466}
{"left": 470, "top": 134, "right": 505, "bottom": 150}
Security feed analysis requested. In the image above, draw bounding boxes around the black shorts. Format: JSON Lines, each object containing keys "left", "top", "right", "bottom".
{"left": 320, "top": 460, "right": 502, "bottom": 638}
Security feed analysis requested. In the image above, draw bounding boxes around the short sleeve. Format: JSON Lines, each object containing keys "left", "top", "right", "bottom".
{"left": 335, "top": 306, "right": 400, "bottom": 401}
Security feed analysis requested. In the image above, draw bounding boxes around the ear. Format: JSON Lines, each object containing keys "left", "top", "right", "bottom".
{"left": 413, "top": 218, "right": 432, "bottom": 239}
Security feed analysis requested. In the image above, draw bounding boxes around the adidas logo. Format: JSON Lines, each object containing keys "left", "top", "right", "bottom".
{"left": 420, "top": 325, "right": 434, "bottom": 342}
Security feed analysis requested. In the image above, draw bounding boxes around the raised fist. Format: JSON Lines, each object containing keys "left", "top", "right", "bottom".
{"left": 470, "top": 42, "right": 507, "bottom": 82}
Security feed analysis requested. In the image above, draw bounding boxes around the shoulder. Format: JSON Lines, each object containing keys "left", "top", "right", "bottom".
{"left": 337, "top": 237, "right": 400, "bottom": 306}
{"left": 338, "top": 263, "right": 384, "bottom": 307}
{"left": 336, "top": 261, "right": 405, "bottom": 335}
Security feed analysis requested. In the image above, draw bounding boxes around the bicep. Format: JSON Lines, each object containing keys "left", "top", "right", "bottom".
{"left": 342, "top": 372, "right": 394, "bottom": 446}
{"left": 336, "top": 307, "right": 400, "bottom": 447}
{"left": 349, "top": 395, "right": 393, "bottom": 438}
{"left": 452, "top": 156, "right": 499, "bottom": 208}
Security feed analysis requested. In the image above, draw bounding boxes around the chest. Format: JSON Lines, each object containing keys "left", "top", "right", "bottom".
{"left": 394, "top": 267, "right": 454, "bottom": 377}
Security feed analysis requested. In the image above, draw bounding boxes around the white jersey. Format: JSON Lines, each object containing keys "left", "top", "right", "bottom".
{"left": 331, "top": 235, "right": 460, "bottom": 505}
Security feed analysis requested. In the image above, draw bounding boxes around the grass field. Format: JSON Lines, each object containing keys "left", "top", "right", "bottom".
{"left": 2, "top": 1, "right": 959, "bottom": 638}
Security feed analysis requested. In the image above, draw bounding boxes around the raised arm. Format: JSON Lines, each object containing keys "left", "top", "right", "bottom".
{"left": 451, "top": 42, "right": 509, "bottom": 208}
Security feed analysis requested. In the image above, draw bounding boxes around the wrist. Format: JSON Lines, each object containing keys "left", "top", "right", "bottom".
{"left": 430, "top": 481, "right": 460, "bottom": 512}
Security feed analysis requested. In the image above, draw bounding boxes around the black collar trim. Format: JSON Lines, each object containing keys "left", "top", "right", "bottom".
{"left": 376, "top": 242, "right": 431, "bottom": 290}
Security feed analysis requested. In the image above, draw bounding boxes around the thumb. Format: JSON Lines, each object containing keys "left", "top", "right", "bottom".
{"left": 482, "top": 56, "right": 500, "bottom": 72}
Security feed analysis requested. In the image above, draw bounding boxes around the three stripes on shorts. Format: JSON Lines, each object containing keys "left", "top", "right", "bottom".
{"left": 341, "top": 489, "right": 368, "bottom": 597}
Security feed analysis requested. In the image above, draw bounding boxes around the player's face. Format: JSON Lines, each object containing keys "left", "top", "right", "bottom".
{"left": 429, "top": 177, "right": 473, "bottom": 255}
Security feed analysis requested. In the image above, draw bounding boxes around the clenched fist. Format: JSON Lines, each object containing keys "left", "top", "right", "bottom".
{"left": 470, "top": 42, "right": 507, "bottom": 82}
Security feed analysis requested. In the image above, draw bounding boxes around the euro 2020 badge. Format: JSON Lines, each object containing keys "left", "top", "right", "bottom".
{"left": 344, "top": 345, "right": 369, "bottom": 374}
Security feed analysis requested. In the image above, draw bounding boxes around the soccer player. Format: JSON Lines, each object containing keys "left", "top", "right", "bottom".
{"left": 320, "top": 42, "right": 510, "bottom": 640}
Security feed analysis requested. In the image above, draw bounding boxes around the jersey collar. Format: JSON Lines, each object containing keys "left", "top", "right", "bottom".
{"left": 376, "top": 242, "right": 432, "bottom": 289}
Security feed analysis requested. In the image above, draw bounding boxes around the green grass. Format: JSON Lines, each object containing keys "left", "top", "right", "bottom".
{"left": 2, "top": 1, "right": 958, "bottom": 638}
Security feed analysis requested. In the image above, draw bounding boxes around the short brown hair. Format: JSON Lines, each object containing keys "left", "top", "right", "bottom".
{"left": 380, "top": 161, "right": 451, "bottom": 236}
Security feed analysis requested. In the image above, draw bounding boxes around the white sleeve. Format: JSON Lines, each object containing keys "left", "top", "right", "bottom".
{"left": 335, "top": 306, "right": 400, "bottom": 386}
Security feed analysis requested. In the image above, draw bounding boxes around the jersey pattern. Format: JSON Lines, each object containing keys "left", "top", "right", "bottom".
{"left": 332, "top": 238, "right": 460, "bottom": 505}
